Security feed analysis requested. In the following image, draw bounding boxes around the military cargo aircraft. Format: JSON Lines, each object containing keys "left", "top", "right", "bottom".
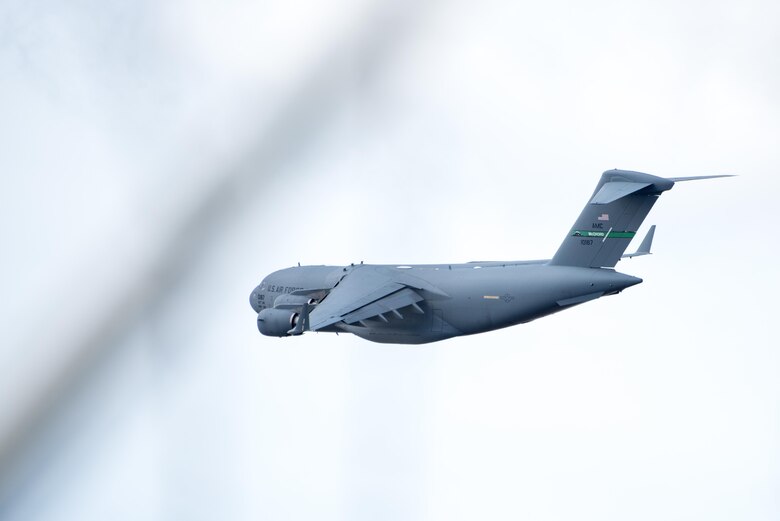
{"left": 249, "top": 169, "right": 731, "bottom": 344}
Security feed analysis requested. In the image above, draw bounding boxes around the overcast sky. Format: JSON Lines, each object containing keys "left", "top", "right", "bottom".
{"left": 1, "top": 0, "right": 778, "bottom": 520}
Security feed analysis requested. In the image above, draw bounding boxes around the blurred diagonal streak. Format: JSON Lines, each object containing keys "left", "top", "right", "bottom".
{"left": 0, "top": 0, "right": 426, "bottom": 495}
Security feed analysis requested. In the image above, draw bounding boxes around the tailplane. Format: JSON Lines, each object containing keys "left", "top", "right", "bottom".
{"left": 549, "top": 170, "right": 733, "bottom": 268}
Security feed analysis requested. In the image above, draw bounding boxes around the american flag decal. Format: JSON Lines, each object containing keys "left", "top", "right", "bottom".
{"left": 597, "top": 213, "right": 609, "bottom": 221}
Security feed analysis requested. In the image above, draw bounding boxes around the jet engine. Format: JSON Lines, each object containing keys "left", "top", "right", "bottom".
{"left": 257, "top": 308, "right": 299, "bottom": 337}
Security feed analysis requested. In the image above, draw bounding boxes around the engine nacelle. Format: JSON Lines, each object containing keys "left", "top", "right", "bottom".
{"left": 257, "top": 308, "right": 299, "bottom": 337}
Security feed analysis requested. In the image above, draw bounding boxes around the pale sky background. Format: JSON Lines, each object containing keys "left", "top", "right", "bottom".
{"left": 1, "top": 0, "right": 778, "bottom": 519}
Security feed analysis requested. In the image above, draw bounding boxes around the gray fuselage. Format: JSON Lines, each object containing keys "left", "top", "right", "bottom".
{"left": 249, "top": 263, "right": 641, "bottom": 344}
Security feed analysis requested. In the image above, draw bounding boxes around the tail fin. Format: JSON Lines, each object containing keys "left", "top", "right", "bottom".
{"left": 549, "top": 170, "right": 732, "bottom": 268}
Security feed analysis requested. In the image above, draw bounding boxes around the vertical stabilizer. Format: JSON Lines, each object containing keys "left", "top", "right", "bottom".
{"left": 549, "top": 170, "right": 674, "bottom": 268}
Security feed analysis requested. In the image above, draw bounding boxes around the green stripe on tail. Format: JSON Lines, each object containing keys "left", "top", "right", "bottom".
{"left": 572, "top": 230, "right": 636, "bottom": 239}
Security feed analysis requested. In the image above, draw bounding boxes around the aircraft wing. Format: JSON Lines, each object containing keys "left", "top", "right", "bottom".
{"left": 307, "top": 266, "right": 431, "bottom": 331}
{"left": 621, "top": 225, "right": 656, "bottom": 259}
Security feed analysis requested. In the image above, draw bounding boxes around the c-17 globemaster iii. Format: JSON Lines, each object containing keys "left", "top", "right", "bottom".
{"left": 249, "top": 169, "right": 731, "bottom": 344}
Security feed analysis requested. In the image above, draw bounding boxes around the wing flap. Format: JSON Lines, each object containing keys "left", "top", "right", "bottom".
{"left": 342, "top": 287, "right": 424, "bottom": 324}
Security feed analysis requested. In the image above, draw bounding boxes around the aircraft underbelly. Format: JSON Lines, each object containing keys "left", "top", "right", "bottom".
{"left": 431, "top": 265, "right": 639, "bottom": 336}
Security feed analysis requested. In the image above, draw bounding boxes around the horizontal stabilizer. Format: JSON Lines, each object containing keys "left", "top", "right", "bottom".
{"left": 667, "top": 175, "right": 736, "bottom": 182}
{"left": 590, "top": 181, "right": 652, "bottom": 205}
{"left": 622, "top": 225, "right": 656, "bottom": 259}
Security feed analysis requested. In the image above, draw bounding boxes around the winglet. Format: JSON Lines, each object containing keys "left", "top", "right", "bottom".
{"left": 622, "top": 225, "right": 656, "bottom": 259}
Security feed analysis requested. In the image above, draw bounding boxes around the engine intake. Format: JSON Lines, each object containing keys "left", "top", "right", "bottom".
{"left": 257, "top": 308, "right": 299, "bottom": 337}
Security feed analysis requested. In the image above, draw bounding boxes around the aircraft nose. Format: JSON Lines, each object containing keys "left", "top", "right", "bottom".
{"left": 249, "top": 285, "right": 262, "bottom": 313}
